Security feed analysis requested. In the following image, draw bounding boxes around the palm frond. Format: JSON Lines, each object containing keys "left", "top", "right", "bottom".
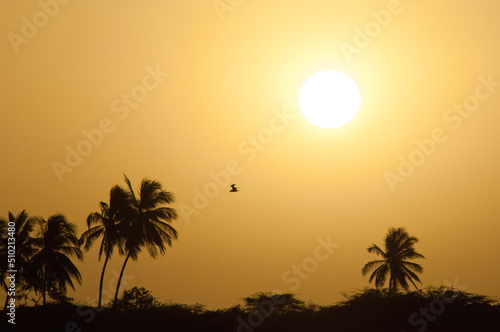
{"left": 402, "top": 261, "right": 424, "bottom": 273}
{"left": 373, "top": 264, "right": 389, "bottom": 289}
{"left": 361, "top": 260, "right": 385, "bottom": 276}
{"left": 367, "top": 244, "right": 386, "bottom": 258}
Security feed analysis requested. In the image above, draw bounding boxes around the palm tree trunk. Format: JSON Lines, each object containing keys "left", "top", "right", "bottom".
{"left": 113, "top": 252, "right": 131, "bottom": 308}
{"left": 98, "top": 254, "right": 110, "bottom": 307}
{"left": 388, "top": 275, "right": 393, "bottom": 297}
{"left": 43, "top": 272, "right": 47, "bottom": 305}
{"left": 42, "top": 266, "right": 48, "bottom": 306}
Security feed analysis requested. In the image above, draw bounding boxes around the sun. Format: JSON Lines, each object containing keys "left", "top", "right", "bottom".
{"left": 299, "top": 71, "right": 361, "bottom": 129}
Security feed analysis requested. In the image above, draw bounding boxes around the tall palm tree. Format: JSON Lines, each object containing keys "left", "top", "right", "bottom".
{"left": 79, "top": 186, "right": 130, "bottom": 307}
{"left": 0, "top": 211, "right": 37, "bottom": 309}
{"left": 29, "top": 214, "right": 83, "bottom": 305}
{"left": 361, "top": 227, "right": 424, "bottom": 296}
{"left": 112, "top": 175, "right": 178, "bottom": 307}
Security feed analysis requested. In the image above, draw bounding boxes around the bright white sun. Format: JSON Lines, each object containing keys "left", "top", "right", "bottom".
{"left": 299, "top": 71, "right": 361, "bottom": 129}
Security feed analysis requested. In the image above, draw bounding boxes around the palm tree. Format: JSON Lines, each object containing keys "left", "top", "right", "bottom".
{"left": 112, "top": 175, "right": 178, "bottom": 307}
{"left": 0, "top": 211, "right": 37, "bottom": 309}
{"left": 79, "top": 186, "right": 130, "bottom": 307}
{"left": 29, "top": 214, "right": 83, "bottom": 305}
{"left": 361, "top": 227, "right": 424, "bottom": 296}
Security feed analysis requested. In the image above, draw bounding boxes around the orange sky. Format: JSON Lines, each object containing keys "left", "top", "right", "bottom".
{"left": 1, "top": 0, "right": 500, "bottom": 309}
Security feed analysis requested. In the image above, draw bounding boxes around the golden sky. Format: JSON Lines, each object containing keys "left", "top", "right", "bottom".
{"left": 1, "top": 0, "right": 500, "bottom": 309}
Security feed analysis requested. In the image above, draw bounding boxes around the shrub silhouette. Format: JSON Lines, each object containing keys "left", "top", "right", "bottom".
{"left": 114, "top": 286, "right": 160, "bottom": 311}
{"left": 1, "top": 287, "right": 499, "bottom": 332}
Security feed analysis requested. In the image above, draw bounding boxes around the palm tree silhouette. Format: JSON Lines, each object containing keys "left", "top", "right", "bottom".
{"left": 361, "top": 227, "right": 424, "bottom": 296}
{"left": 29, "top": 214, "right": 83, "bottom": 305}
{"left": 79, "top": 186, "right": 130, "bottom": 307}
{"left": 112, "top": 175, "right": 178, "bottom": 308}
{"left": 0, "top": 211, "right": 37, "bottom": 309}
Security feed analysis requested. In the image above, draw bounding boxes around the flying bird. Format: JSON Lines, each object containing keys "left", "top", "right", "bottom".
{"left": 229, "top": 184, "right": 239, "bottom": 193}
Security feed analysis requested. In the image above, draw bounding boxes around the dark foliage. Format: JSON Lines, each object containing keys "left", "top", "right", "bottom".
{"left": 114, "top": 286, "right": 161, "bottom": 311}
{"left": 2, "top": 288, "right": 499, "bottom": 332}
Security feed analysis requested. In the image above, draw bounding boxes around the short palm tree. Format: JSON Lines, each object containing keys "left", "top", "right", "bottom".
{"left": 0, "top": 211, "right": 37, "bottom": 309}
{"left": 361, "top": 227, "right": 424, "bottom": 296}
{"left": 29, "top": 214, "right": 83, "bottom": 305}
{"left": 112, "top": 175, "right": 178, "bottom": 307}
{"left": 79, "top": 186, "right": 130, "bottom": 307}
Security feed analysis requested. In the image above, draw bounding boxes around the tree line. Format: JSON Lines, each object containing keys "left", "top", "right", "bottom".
{"left": 2, "top": 176, "right": 500, "bottom": 331}
{"left": 0, "top": 175, "right": 178, "bottom": 309}
{"left": 1, "top": 174, "right": 490, "bottom": 314}
{"left": 3, "top": 286, "right": 499, "bottom": 332}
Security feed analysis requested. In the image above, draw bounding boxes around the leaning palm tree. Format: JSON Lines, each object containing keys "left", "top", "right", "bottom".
{"left": 29, "top": 214, "right": 83, "bottom": 305}
{"left": 361, "top": 227, "right": 424, "bottom": 296}
{"left": 0, "top": 211, "right": 38, "bottom": 309}
{"left": 112, "top": 175, "right": 178, "bottom": 307}
{"left": 79, "top": 186, "right": 130, "bottom": 307}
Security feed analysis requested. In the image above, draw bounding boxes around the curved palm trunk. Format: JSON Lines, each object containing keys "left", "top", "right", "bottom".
{"left": 113, "top": 252, "right": 131, "bottom": 308}
{"left": 388, "top": 275, "right": 394, "bottom": 297}
{"left": 43, "top": 270, "right": 47, "bottom": 306}
{"left": 98, "top": 254, "right": 110, "bottom": 307}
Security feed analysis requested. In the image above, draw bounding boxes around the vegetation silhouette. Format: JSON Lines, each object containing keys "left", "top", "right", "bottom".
{"left": 362, "top": 227, "right": 424, "bottom": 296}
{"left": 79, "top": 185, "right": 130, "bottom": 307}
{"left": 1, "top": 175, "right": 179, "bottom": 313}
{"left": 28, "top": 214, "right": 83, "bottom": 305}
{"left": 1, "top": 212, "right": 34, "bottom": 309}
{"left": 1, "top": 191, "right": 499, "bottom": 330}
{"left": 113, "top": 286, "right": 162, "bottom": 310}
{"left": 1, "top": 211, "right": 82, "bottom": 308}
{"left": 1, "top": 287, "right": 498, "bottom": 332}
{"left": 241, "top": 292, "right": 307, "bottom": 315}
{"left": 111, "top": 175, "right": 178, "bottom": 308}
{"left": 0, "top": 211, "right": 38, "bottom": 309}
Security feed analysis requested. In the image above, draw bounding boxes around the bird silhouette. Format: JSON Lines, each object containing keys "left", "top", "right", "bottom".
{"left": 229, "top": 184, "right": 239, "bottom": 193}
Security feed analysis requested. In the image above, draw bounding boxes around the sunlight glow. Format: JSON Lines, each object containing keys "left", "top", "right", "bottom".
{"left": 299, "top": 71, "right": 361, "bottom": 129}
